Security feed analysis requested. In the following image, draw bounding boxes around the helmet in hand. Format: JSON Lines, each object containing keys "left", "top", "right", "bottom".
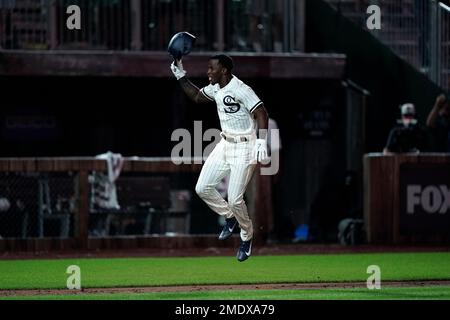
{"left": 167, "top": 31, "right": 196, "bottom": 61}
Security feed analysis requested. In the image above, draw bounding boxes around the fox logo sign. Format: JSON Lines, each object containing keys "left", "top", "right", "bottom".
{"left": 407, "top": 185, "right": 450, "bottom": 214}
{"left": 400, "top": 165, "right": 450, "bottom": 235}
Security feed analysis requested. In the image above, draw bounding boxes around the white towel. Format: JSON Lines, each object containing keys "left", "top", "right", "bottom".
{"left": 91, "top": 151, "right": 124, "bottom": 210}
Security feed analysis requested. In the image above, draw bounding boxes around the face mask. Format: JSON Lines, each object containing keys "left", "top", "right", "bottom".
{"left": 401, "top": 117, "right": 417, "bottom": 127}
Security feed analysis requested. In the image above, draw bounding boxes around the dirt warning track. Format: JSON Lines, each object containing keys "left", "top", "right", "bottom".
{"left": 2, "top": 280, "right": 450, "bottom": 297}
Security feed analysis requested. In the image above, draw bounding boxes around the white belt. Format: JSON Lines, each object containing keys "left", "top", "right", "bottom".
{"left": 220, "top": 132, "right": 250, "bottom": 143}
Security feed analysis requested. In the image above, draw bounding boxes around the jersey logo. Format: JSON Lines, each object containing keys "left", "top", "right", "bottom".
{"left": 223, "top": 95, "right": 241, "bottom": 113}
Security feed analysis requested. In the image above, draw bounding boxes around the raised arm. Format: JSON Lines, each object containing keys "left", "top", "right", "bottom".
{"left": 178, "top": 78, "right": 212, "bottom": 103}
{"left": 426, "top": 94, "right": 447, "bottom": 128}
{"left": 170, "top": 60, "right": 211, "bottom": 104}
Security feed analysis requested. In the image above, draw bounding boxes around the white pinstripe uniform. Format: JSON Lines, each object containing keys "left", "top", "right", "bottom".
{"left": 195, "top": 75, "right": 263, "bottom": 242}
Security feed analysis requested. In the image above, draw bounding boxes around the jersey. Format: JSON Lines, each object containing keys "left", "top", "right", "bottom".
{"left": 200, "top": 75, "right": 263, "bottom": 135}
{"left": 385, "top": 123, "right": 430, "bottom": 153}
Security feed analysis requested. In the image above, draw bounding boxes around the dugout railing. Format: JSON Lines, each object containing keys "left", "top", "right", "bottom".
{"left": 0, "top": 0, "right": 305, "bottom": 53}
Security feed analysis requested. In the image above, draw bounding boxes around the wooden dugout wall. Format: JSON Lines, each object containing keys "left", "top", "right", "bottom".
{"left": 0, "top": 157, "right": 272, "bottom": 252}
{"left": 364, "top": 153, "right": 450, "bottom": 245}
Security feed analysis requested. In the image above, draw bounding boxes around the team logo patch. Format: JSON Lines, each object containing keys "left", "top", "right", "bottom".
{"left": 223, "top": 95, "right": 241, "bottom": 113}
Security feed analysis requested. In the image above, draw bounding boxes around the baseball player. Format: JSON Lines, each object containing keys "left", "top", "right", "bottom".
{"left": 170, "top": 54, "right": 269, "bottom": 262}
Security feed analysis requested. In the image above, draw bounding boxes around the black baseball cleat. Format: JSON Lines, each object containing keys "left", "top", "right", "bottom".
{"left": 237, "top": 239, "right": 252, "bottom": 262}
{"left": 218, "top": 217, "right": 238, "bottom": 240}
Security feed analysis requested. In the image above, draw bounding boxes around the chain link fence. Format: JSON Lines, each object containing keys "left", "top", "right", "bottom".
{"left": 437, "top": 2, "right": 450, "bottom": 90}
{"left": 0, "top": 0, "right": 49, "bottom": 49}
{"left": 141, "top": 0, "right": 215, "bottom": 51}
{"left": 0, "top": 171, "right": 76, "bottom": 239}
{"left": 0, "top": 0, "right": 304, "bottom": 52}
{"left": 0, "top": 169, "right": 195, "bottom": 239}
{"left": 324, "top": 0, "right": 450, "bottom": 91}
{"left": 57, "top": 0, "right": 131, "bottom": 50}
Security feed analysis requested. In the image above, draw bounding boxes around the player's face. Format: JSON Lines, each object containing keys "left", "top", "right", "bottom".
{"left": 207, "top": 59, "right": 224, "bottom": 84}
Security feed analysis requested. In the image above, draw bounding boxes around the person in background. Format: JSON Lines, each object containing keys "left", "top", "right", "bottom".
{"left": 383, "top": 103, "right": 430, "bottom": 155}
{"left": 426, "top": 93, "right": 450, "bottom": 152}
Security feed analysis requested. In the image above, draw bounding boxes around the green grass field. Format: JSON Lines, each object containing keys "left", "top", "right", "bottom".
{"left": 1, "top": 252, "right": 450, "bottom": 299}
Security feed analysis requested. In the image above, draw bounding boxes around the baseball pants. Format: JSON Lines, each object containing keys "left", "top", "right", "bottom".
{"left": 195, "top": 136, "right": 256, "bottom": 241}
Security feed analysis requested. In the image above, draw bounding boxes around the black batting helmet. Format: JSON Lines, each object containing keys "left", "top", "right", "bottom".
{"left": 167, "top": 31, "right": 196, "bottom": 60}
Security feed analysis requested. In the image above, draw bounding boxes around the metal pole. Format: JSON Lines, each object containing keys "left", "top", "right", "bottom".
{"left": 215, "top": 0, "right": 224, "bottom": 51}
{"left": 297, "top": 0, "right": 305, "bottom": 52}
{"left": 38, "top": 179, "right": 44, "bottom": 238}
{"left": 131, "top": 0, "right": 142, "bottom": 50}
{"left": 430, "top": 0, "right": 439, "bottom": 83}
{"left": 440, "top": 1, "right": 450, "bottom": 90}
{"left": 76, "top": 171, "right": 89, "bottom": 249}
{"left": 436, "top": 2, "right": 442, "bottom": 87}
{"left": 345, "top": 82, "right": 353, "bottom": 171}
